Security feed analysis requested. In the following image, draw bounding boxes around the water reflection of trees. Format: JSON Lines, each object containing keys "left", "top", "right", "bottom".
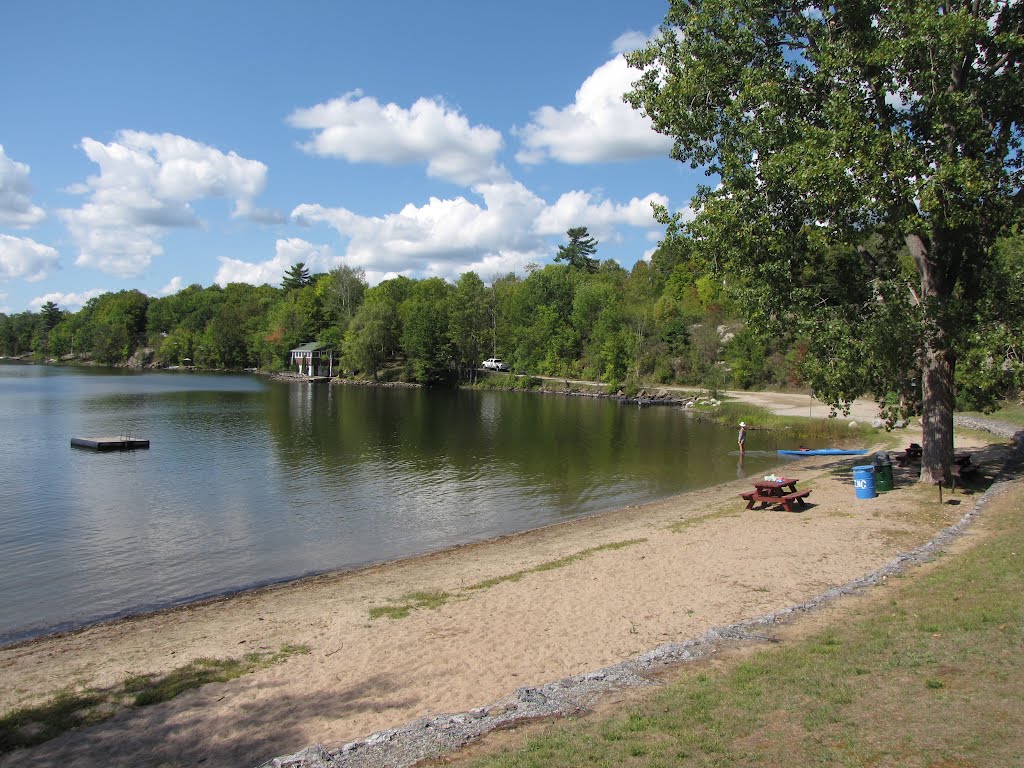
{"left": 262, "top": 383, "right": 775, "bottom": 514}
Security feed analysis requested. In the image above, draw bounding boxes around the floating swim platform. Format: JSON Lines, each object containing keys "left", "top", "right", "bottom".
{"left": 71, "top": 436, "right": 150, "bottom": 451}
{"left": 777, "top": 448, "right": 868, "bottom": 456}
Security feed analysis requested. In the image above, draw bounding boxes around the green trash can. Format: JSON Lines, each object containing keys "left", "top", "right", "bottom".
{"left": 873, "top": 452, "right": 894, "bottom": 492}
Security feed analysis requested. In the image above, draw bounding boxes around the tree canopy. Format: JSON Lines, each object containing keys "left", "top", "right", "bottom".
{"left": 2, "top": 232, "right": 1021, "bottom": 445}
{"left": 626, "top": 0, "right": 1024, "bottom": 482}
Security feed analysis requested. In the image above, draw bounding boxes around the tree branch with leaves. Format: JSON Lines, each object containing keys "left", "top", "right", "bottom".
{"left": 627, "top": 0, "right": 1024, "bottom": 482}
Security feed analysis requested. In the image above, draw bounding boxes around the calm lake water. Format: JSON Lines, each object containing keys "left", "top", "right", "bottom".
{"left": 0, "top": 363, "right": 781, "bottom": 644}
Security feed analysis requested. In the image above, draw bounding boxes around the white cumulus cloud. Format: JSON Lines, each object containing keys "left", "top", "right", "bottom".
{"left": 292, "top": 180, "right": 548, "bottom": 282}
{"left": 291, "top": 180, "right": 671, "bottom": 283}
{"left": 515, "top": 55, "right": 672, "bottom": 165}
{"left": 215, "top": 238, "right": 339, "bottom": 287}
{"left": 0, "top": 145, "right": 46, "bottom": 228}
{"left": 611, "top": 30, "right": 654, "bottom": 55}
{"left": 0, "top": 234, "right": 60, "bottom": 282}
{"left": 288, "top": 91, "right": 505, "bottom": 186}
{"left": 60, "top": 131, "right": 273, "bottom": 278}
{"left": 533, "top": 190, "right": 669, "bottom": 240}
{"left": 29, "top": 288, "right": 106, "bottom": 312}
{"left": 158, "top": 276, "right": 183, "bottom": 296}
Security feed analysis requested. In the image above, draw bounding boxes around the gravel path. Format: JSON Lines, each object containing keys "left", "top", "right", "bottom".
{"left": 953, "top": 414, "right": 1022, "bottom": 439}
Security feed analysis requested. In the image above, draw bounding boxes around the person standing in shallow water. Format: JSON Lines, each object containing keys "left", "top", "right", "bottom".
{"left": 738, "top": 421, "right": 747, "bottom": 454}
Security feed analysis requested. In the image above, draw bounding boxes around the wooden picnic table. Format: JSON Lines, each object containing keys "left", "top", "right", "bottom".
{"left": 947, "top": 453, "right": 982, "bottom": 490}
{"left": 740, "top": 477, "right": 811, "bottom": 512}
{"left": 755, "top": 478, "right": 799, "bottom": 495}
{"left": 897, "top": 449, "right": 973, "bottom": 468}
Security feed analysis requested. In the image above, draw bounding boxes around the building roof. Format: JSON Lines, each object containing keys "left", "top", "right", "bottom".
{"left": 289, "top": 342, "right": 326, "bottom": 353}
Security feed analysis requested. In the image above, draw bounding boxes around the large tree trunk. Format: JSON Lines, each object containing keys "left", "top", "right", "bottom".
{"left": 920, "top": 344, "right": 955, "bottom": 484}
{"left": 906, "top": 231, "right": 956, "bottom": 484}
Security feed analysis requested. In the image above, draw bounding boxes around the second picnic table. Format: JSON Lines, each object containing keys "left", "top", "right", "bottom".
{"left": 740, "top": 477, "right": 812, "bottom": 512}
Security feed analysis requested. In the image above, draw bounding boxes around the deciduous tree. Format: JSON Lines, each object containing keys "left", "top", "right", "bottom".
{"left": 400, "top": 277, "right": 454, "bottom": 384}
{"left": 627, "top": 0, "right": 1024, "bottom": 482}
{"left": 318, "top": 263, "right": 367, "bottom": 330}
{"left": 448, "top": 272, "right": 490, "bottom": 380}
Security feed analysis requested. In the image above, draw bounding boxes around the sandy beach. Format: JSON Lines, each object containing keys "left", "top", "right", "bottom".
{"left": 0, "top": 399, "right": 1009, "bottom": 768}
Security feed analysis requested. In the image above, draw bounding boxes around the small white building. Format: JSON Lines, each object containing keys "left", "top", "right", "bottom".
{"left": 289, "top": 342, "right": 335, "bottom": 377}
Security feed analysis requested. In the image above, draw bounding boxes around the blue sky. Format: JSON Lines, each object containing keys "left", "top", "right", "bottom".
{"left": 0, "top": 1, "right": 703, "bottom": 314}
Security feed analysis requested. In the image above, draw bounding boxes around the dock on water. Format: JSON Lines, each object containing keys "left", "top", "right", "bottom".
{"left": 71, "top": 436, "right": 150, "bottom": 451}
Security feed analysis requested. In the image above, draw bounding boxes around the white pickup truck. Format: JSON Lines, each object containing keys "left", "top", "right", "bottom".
{"left": 482, "top": 357, "right": 509, "bottom": 371}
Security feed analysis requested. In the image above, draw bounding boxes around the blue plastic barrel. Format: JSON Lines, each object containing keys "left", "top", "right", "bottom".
{"left": 853, "top": 465, "right": 876, "bottom": 499}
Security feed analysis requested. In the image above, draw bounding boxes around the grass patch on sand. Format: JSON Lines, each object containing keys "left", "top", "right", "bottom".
{"left": 461, "top": 482, "right": 1024, "bottom": 768}
{"left": 370, "top": 540, "right": 647, "bottom": 619}
{"left": 123, "top": 644, "right": 309, "bottom": 706}
{"left": 704, "top": 401, "right": 882, "bottom": 445}
{"left": 0, "top": 644, "right": 308, "bottom": 754}
{"left": 368, "top": 590, "right": 452, "bottom": 620}
{"left": 669, "top": 508, "right": 742, "bottom": 533}
{"left": 466, "top": 540, "right": 647, "bottom": 592}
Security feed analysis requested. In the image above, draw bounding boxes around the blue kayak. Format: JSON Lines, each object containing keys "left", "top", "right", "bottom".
{"left": 778, "top": 448, "right": 869, "bottom": 456}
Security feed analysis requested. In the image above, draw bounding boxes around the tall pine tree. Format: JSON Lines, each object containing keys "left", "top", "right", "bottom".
{"left": 554, "top": 227, "right": 599, "bottom": 273}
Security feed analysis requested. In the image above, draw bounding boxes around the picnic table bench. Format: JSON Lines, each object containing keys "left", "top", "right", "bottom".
{"left": 896, "top": 447, "right": 976, "bottom": 473}
{"left": 932, "top": 458, "right": 983, "bottom": 499}
{"left": 777, "top": 489, "right": 812, "bottom": 511}
{"left": 947, "top": 460, "right": 981, "bottom": 490}
{"left": 894, "top": 443, "right": 923, "bottom": 467}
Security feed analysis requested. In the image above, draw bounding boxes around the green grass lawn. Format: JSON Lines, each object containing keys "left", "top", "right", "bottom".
{"left": 461, "top": 482, "right": 1024, "bottom": 767}
{"left": 694, "top": 401, "right": 884, "bottom": 446}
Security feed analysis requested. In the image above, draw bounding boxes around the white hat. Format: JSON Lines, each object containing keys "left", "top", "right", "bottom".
{"left": 740, "top": 421, "right": 746, "bottom": 427}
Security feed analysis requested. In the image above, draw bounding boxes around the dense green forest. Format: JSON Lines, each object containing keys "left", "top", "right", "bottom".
{"left": 2, "top": 227, "right": 1021, "bottom": 413}
{"left": 0, "top": 229, "right": 764, "bottom": 390}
